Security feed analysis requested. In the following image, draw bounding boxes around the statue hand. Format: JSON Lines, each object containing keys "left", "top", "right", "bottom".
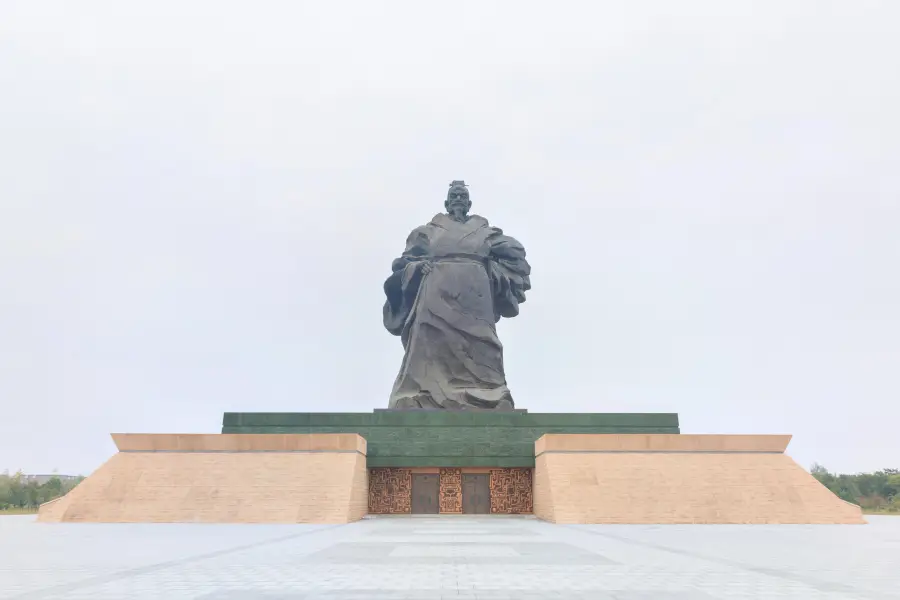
{"left": 419, "top": 261, "right": 432, "bottom": 276}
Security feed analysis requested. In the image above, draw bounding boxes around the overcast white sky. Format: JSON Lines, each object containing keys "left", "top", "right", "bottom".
{"left": 1, "top": 1, "right": 898, "bottom": 476}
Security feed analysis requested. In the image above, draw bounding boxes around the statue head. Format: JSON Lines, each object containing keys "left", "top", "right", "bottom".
{"left": 445, "top": 180, "right": 471, "bottom": 220}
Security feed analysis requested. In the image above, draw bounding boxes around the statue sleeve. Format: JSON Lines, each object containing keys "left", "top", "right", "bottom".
{"left": 487, "top": 228, "right": 532, "bottom": 320}
{"left": 382, "top": 228, "right": 429, "bottom": 336}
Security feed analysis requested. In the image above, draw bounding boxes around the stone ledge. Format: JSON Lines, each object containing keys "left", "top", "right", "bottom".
{"left": 535, "top": 434, "right": 791, "bottom": 456}
{"left": 223, "top": 412, "right": 681, "bottom": 428}
{"left": 366, "top": 456, "right": 536, "bottom": 468}
{"left": 111, "top": 433, "right": 366, "bottom": 454}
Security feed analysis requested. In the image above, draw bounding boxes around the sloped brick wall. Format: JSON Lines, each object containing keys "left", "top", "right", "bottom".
{"left": 38, "top": 434, "right": 368, "bottom": 524}
{"left": 534, "top": 434, "right": 865, "bottom": 524}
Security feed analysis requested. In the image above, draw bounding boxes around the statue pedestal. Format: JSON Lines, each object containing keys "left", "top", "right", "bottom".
{"left": 39, "top": 412, "right": 863, "bottom": 524}
{"left": 220, "top": 411, "right": 678, "bottom": 518}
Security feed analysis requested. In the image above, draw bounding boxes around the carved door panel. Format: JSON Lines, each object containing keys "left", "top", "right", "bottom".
{"left": 411, "top": 474, "right": 439, "bottom": 514}
{"left": 462, "top": 474, "right": 490, "bottom": 514}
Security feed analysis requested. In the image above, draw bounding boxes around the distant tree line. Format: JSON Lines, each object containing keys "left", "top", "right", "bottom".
{"left": 0, "top": 471, "right": 85, "bottom": 510}
{"left": 811, "top": 464, "right": 900, "bottom": 513}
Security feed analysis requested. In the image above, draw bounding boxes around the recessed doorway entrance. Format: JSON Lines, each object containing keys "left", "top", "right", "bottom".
{"left": 411, "top": 473, "right": 439, "bottom": 514}
{"left": 367, "top": 468, "right": 533, "bottom": 515}
{"left": 462, "top": 473, "right": 491, "bottom": 514}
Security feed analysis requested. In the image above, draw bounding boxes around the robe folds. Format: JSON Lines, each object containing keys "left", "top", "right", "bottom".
{"left": 383, "top": 213, "right": 531, "bottom": 410}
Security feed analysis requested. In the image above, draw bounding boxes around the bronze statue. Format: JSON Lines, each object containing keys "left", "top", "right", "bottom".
{"left": 383, "top": 181, "right": 531, "bottom": 410}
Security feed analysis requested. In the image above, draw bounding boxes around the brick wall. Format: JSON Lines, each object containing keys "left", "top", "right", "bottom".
{"left": 38, "top": 434, "right": 368, "bottom": 524}
{"left": 534, "top": 434, "right": 866, "bottom": 524}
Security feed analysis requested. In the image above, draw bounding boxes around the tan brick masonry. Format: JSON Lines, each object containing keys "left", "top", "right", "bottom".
{"left": 533, "top": 434, "right": 865, "bottom": 524}
{"left": 38, "top": 434, "right": 368, "bottom": 524}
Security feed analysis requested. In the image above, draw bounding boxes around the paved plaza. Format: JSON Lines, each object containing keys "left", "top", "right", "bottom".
{"left": 1, "top": 514, "right": 898, "bottom": 599}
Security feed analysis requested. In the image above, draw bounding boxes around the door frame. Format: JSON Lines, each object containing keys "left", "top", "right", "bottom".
{"left": 462, "top": 472, "right": 491, "bottom": 514}
{"left": 411, "top": 473, "right": 440, "bottom": 514}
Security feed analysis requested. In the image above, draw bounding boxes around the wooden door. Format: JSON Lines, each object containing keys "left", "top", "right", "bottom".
{"left": 411, "top": 474, "right": 439, "bottom": 514}
{"left": 462, "top": 474, "right": 491, "bottom": 514}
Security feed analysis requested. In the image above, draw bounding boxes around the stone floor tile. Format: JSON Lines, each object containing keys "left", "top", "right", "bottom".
{"left": 0, "top": 515, "right": 897, "bottom": 600}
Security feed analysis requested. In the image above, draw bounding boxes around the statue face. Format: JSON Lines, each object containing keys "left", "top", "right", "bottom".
{"left": 445, "top": 188, "right": 471, "bottom": 215}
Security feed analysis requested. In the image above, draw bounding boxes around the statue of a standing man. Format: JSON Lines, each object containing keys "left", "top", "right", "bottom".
{"left": 383, "top": 181, "right": 532, "bottom": 410}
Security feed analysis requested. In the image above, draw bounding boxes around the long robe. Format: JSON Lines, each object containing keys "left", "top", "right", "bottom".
{"left": 383, "top": 213, "right": 531, "bottom": 410}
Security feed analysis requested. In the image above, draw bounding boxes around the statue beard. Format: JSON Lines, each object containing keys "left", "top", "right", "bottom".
{"left": 448, "top": 205, "right": 469, "bottom": 222}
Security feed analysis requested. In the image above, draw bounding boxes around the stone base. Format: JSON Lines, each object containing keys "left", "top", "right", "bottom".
{"left": 533, "top": 434, "right": 865, "bottom": 524}
{"left": 223, "top": 412, "right": 680, "bottom": 468}
{"left": 372, "top": 408, "right": 530, "bottom": 413}
{"left": 37, "top": 434, "right": 368, "bottom": 524}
